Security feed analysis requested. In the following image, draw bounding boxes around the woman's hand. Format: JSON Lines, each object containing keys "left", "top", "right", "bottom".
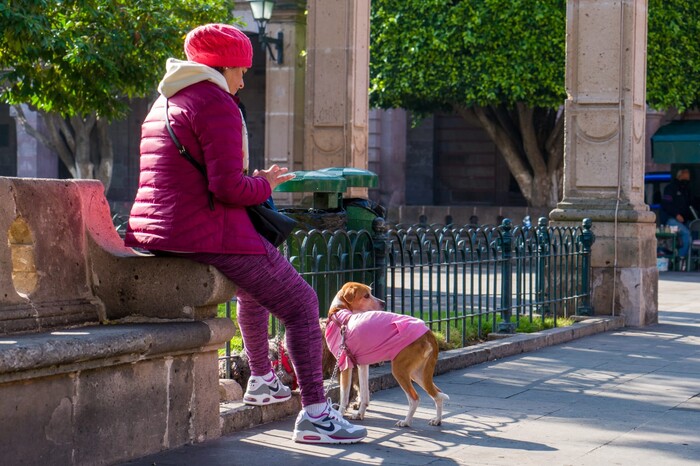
{"left": 252, "top": 164, "right": 295, "bottom": 190}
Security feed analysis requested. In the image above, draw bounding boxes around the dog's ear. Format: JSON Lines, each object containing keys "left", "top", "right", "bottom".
{"left": 341, "top": 286, "right": 357, "bottom": 305}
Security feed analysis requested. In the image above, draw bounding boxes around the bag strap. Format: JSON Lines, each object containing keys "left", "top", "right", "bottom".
{"left": 164, "top": 99, "right": 215, "bottom": 211}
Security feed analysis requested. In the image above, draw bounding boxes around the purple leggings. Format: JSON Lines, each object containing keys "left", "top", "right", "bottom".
{"left": 176, "top": 240, "right": 324, "bottom": 407}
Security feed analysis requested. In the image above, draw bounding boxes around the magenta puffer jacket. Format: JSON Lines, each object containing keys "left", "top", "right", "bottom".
{"left": 125, "top": 80, "right": 270, "bottom": 254}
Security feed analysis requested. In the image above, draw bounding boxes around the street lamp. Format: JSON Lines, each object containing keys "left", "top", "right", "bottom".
{"left": 246, "top": 0, "right": 283, "bottom": 65}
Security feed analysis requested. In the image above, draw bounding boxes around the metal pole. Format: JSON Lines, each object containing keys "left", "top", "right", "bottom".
{"left": 536, "top": 217, "right": 551, "bottom": 317}
{"left": 372, "top": 217, "right": 388, "bottom": 303}
{"left": 577, "top": 218, "right": 595, "bottom": 316}
{"left": 498, "top": 218, "right": 516, "bottom": 333}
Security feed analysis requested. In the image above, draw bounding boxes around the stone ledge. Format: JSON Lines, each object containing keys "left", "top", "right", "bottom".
{"left": 219, "top": 315, "right": 625, "bottom": 435}
{"left": 0, "top": 318, "right": 235, "bottom": 383}
{"left": 220, "top": 395, "right": 302, "bottom": 434}
{"left": 0, "top": 177, "right": 237, "bottom": 336}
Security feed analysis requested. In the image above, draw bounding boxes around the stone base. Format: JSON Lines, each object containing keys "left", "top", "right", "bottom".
{"left": 550, "top": 207, "right": 659, "bottom": 326}
{"left": 591, "top": 265, "right": 659, "bottom": 326}
{"left": 0, "top": 319, "right": 235, "bottom": 465}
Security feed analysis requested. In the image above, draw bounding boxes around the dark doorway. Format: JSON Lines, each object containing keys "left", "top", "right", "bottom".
{"left": 434, "top": 112, "right": 526, "bottom": 206}
{"left": 240, "top": 32, "right": 267, "bottom": 173}
{"left": 0, "top": 104, "right": 17, "bottom": 176}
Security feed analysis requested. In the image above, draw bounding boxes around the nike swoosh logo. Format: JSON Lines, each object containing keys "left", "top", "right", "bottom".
{"left": 311, "top": 421, "right": 337, "bottom": 432}
{"left": 268, "top": 382, "right": 279, "bottom": 392}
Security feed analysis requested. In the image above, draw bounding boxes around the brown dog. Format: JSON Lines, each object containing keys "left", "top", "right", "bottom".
{"left": 324, "top": 282, "right": 448, "bottom": 427}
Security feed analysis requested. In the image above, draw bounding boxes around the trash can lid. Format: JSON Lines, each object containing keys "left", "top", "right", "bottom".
{"left": 317, "top": 167, "right": 378, "bottom": 188}
{"left": 274, "top": 170, "right": 347, "bottom": 193}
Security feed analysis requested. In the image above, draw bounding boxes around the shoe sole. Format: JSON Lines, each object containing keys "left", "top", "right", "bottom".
{"left": 243, "top": 393, "right": 292, "bottom": 406}
{"left": 292, "top": 430, "right": 366, "bottom": 444}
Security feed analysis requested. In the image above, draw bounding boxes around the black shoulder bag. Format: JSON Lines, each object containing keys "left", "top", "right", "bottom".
{"left": 164, "top": 99, "right": 296, "bottom": 247}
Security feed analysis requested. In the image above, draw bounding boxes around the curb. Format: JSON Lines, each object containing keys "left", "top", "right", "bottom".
{"left": 219, "top": 315, "right": 625, "bottom": 435}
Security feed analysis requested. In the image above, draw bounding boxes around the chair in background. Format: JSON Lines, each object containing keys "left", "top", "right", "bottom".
{"left": 688, "top": 219, "right": 700, "bottom": 271}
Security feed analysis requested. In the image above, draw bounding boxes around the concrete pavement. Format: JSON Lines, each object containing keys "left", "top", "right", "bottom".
{"left": 123, "top": 272, "right": 700, "bottom": 466}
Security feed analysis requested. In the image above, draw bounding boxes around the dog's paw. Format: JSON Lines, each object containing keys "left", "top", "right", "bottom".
{"left": 350, "top": 412, "right": 365, "bottom": 420}
{"left": 395, "top": 420, "right": 411, "bottom": 428}
{"left": 428, "top": 418, "right": 442, "bottom": 426}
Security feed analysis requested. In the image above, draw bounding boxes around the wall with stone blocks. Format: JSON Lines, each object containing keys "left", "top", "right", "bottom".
{"left": 0, "top": 320, "right": 233, "bottom": 464}
{"left": 0, "top": 177, "right": 237, "bottom": 464}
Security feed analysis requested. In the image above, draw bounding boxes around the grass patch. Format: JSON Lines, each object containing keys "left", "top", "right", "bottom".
{"left": 432, "top": 314, "right": 576, "bottom": 350}
{"left": 217, "top": 302, "right": 285, "bottom": 356}
{"left": 218, "top": 302, "right": 243, "bottom": 355}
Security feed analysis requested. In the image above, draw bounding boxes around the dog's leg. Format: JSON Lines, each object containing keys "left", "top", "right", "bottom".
{"left": 412, "top": 370, "right": 449, "bottom": 426}
{"left": 429, "top": 392, "right": 449, "bottom": 426}
{"left": 352, "top": 364, "right": 370, "bottom": 420}
{"left": 338, "top": 368, "right": 353, "bottom": 415}
{"left": 413, "top": 335, "right": 449, "bottom": 426}
{"left": 392, "top": 365, "right": 419, "bottom": 427}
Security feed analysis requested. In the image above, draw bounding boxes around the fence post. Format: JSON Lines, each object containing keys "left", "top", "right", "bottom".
{"left": 498, "top": 218, "right": 516, "bottom": 333}
{"left": 372, "top": 217, "right": 388, "bottom": 303}
{"left": 577, "top": 218, "right": 595, "bottom": 316}
{"left": 224, "top": 299, "right": 233, "bottom": 377}
{"left": 536, "top": 216, "right": 551, "bottom": 317}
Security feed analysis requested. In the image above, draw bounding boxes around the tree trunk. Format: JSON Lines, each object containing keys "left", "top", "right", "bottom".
{"left": 11, "top": 106, "right": 113, "bottom": 191}
{"left": 95, "top": 118, "right": 114, "bottom": 193}
{"left": 68, "top": 114, "right": 96, "bottom": 180}
{"left": 456, "top": 104, "right": 564, "bottom": 208}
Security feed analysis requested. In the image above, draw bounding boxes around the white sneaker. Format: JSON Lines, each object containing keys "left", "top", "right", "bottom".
{"left": 243, "top": 374, "right": 292, "bottom": 406}
{"left": 292, "top": 401, "right": 367, "bottom": 444}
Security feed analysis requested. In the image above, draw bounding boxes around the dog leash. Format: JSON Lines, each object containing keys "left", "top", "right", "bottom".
{"left": 323, "top": 312, "right": 359, "bottom": 400}
{"left": 272, "top": 336, "right": 298, "bottom": 390}
{"left": 328, "top": 312, "right": 359, "bottom": 368}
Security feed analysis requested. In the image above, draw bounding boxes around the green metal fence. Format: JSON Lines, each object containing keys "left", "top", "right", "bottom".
{"left": 222, "top": 216, "right": 594, "bottom": 370}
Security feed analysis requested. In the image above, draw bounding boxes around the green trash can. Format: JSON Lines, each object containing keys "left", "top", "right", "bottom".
{"left": 317, "top": 168, "right": 381, "bottom": 231}
{"left": 275, "top": 170, "right": 348, "bottom": 230}
{"left": 343, "top": 198, "right": 386, "bottom": 232}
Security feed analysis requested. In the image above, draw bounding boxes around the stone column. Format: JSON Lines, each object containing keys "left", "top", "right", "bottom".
{"left": 264, "top": 2, "right": 306, "bottom": 205}
{"left": 550, "top": 0, "right": 657, "bottom": 326}
{"left": 304, "top": 0, "right": 371, "bottom": 197}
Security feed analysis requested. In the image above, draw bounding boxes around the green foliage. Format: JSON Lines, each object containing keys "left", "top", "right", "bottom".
{"left": 371, "top": 0, "right": 700, "bottom": 115}
{"left": 0, "top": 0, "right": 237, "bottom": 119}
{"left": 218, "top": 301, "right": 243, "bottom": 353}
{"left": 370, "top": 0, "right": 567, "bottom": 114}
{"left": 647, "top": 0, "right": 700, "bottom": 112}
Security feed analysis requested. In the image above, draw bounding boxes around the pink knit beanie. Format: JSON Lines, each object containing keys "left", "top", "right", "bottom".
{"left": 184, "top": 24, "right": 253, "bottom": 68}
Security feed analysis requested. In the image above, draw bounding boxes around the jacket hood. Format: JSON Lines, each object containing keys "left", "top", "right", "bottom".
{"left": 157, "top": 58, "right": 230, "bottom": 98}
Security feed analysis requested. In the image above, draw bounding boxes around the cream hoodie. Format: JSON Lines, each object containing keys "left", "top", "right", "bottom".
{"left": 157, "top": 58, "right": 230, "bottom": 97}
{"left": 157, "top": 58, "right": 249, "bottom": 170}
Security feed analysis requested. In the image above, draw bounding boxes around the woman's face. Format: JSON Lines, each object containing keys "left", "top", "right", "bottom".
{"left": 223, "top": 67, "right": 248, "bottom": 94}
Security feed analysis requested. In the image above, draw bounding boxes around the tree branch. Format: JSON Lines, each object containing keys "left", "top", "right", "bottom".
{"left": 11, "top": 105, "right": 54, "bottom": 152}
{"left": 544, "top": 109, "right": 565, "bottom": 175}
{"left": 462, "top": 105, "right": 533, "bottom": 201}
{"left": 12, "top": 105, "right": 78, "bottom": 178}
{"left": 95, "top": 117, "right": 114, "bottom": 192}
{"left": 516, "top": 102, "right": 547, "bottom": 176}
{"left": 43, "top": 114, "right": 78, "bottom": 178}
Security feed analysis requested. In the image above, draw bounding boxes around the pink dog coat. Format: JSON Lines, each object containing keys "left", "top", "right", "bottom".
{"left": 325, "top": 309, "right": 430, "bottom": 371}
